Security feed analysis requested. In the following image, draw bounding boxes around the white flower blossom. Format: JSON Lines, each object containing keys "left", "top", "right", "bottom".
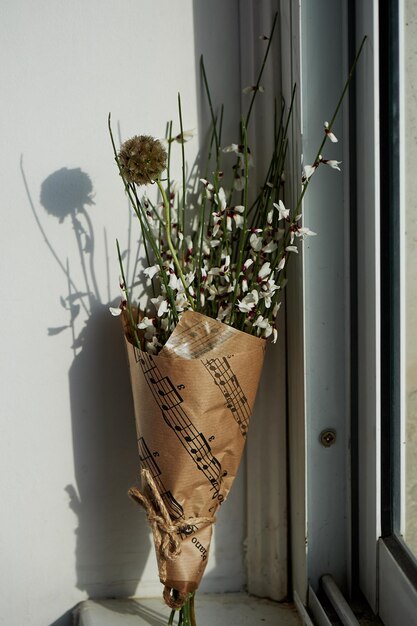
{"left": 263, "top": 241, "right": 278, "bottom": 253}
{"left": 144, "top": 264, "right": 160, "bottom": 279}
{"left": 252, "top": 315, "right": 273, "bottom": 338}
{"left": 138, "top": 316, "right": 155, "bottom": 331}
{"left": 277, "top": 256, "right": 286, "bottom": 271}
{"left": 242, "top": 258, "right": 253, "bottom": 272}
{"left": 109, "top": 305, "right": 123, "bottom": 316}
{"left": 324, "top": 121, "right": 338, "bottom": 143}
{"left": 216, "top": 187, "right": 227, "bottom": 211}
{"left": 200, "top": 178, "right": 214, "bottom": 199}
{"left": 217, "top": 304, "right": 232, "bottom": 322}
{"left": 171, "top": 129, "right": 195, "bottom": 144}
{"left": 250, "top": 232, "right": 263, "bottom": 252}
{"left": 272, "top": 302, "right": 281, "bottom": 318}
{"left": 258, "top": 262, "right": 271, "bottom": 280}
{"left": 233, "top": 173, "right": 245, "bottom": 191}
{"left": 237, "top": 289, "right": 259, "bottom": 313}
{"left": 223, "top": 144, "right": 254, "bottom": 167}
{"left": 296, "top": 227, "right": 317, "bottom": 238}
{"left": 151, "top": 295, "right": 169, "bottom": 317}
{"left": 272, "top": 200, "right": 290, "bottom": 221}
{"left": 303, "top": 164, "right": 317, "bottom": 181}
{"left": 322, "top": 159, "right": 342, "bottom": 171}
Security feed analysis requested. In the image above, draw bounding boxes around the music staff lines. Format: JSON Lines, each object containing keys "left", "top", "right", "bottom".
{"left": 202, "top": 357, "right": 250, "bottom": 438}
{"left": 137, "top": 436, "right": 184, "bottom": 521}
{"left": 136, "top": 351, "right": 225, "bottom": 499}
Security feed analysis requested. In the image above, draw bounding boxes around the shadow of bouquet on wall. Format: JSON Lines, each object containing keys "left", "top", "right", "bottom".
{"left": 21, "top": 161, "right": 151, "bottom": 603}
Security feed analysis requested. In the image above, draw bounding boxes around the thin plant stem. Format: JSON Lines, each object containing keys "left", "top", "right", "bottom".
{"left": 116, "top": 239, "right": 141, "bottom": 349}
{"left": 177, "top": 93, "right": 186, "bottom": 245}
{"left": 294, "top": 35, "right": 367, "bottom": 215}
{"left": 245, "top": 12, "right": 278, "bottom": 129}
{"left": 156, "top": 179, "right": 195, "bottom": 310}
{"left": 189, "top": 594, "right": 196, "bottom": 626}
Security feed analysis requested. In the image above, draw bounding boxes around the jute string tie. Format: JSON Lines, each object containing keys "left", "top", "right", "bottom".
{"left": 128, "top": 467, "right": 215, "bottom": 609}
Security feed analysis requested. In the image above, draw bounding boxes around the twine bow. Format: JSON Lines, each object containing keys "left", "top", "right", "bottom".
{"left": 128, "top": 467, "right": 215, "bottom": 609}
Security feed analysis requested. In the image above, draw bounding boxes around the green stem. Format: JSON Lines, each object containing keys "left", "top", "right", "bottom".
{"left": 189, "top": 594, "right": 196, "bottom": 626}
{"left": 245, "top": 12, "right": 278, "bottom": 129}
{"left": 156, "top": 179, "right": 195, "bottom": 310}
{"left": 178, "top": 93, "right": 186, "bottom": 246}
{"left": 116, "top": 239, "right": 141, "bottom": 349}
{"left": 294, "top": 35, "right": 367, "bottom": 215}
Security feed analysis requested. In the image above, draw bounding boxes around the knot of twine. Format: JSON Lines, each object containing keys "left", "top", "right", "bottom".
{"left": 128, "top": 468, "right": 215, "bottom": 609}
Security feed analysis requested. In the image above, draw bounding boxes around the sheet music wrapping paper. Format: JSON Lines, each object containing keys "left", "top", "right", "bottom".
{"left": 124, "top": 311, "right": 266, "bottom": 595}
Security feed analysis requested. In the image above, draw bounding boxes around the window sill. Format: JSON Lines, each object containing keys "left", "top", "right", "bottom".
{"left": 75, "top": 593, "right": 302, "bottom": 626}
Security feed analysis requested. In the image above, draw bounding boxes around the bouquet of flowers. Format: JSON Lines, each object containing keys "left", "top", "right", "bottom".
{"left": 108, "top": 17, "right": 364, "bottom": 625}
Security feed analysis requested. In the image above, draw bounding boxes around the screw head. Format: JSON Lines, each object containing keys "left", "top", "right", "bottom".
{"left": 319, "top": 429, "right": 336, "bottom": 447}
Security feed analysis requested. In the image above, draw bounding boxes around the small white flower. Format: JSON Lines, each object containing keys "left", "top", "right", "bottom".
{"left": 324, "top": 121, "right": 338, "bottom": 143}
{"left": 233, "top": 213, "right": 244, "bottom": 229}
{"left": 272, "top": 328, "right": 278, "bottom": 343}
{"left": 223, "top": 143, "right": 239, "bottom": 154}
{"left": 109, "top": 305, "right": 123, "bottom": 316}
{"left": 151, "top": 296, "right": 169, "bottom": 317}
{"left": 145, "top": 336, "right": 162, "bottom": 355}
{"left": 252, "top": 315, "right": 273, "bottom": 338}
{"left": 223, "top": 144, "right": 254, "bottom": 167}
{"left": 168, "top": 272, "right": 179, "bottom": 290}
{"left": 322, "top": 158, "right": 342, "bottom": 171}
{"left": 171, "top": 129, "right": 195, "bottom": 144}
{"left": 272, "top": 302, "right": 281, "bottom": 318}
{"left": 216, "top": 303, "right": 232, "bottom": 322}
{"left": 250, "top": 232, "right": 263, "bottom": 252}
{"left": 296, "top": 227, "right": 317, "bottom": 238}
{"left": 237, "top": 289, "right": 259, "bottom": 313}
{"left": 200, "top": 178, "right": 214, "bottom": 199}
{"left": 242, "top": 258, "right": 253, "bottom": 272}
{"left": 216, "top": 187, "right": 227, "bottom": 211}
{"left": 144, "top": 264, "right": 160, "bottom": 279}
{"left": 272, "top": 200, "right": 290, "bottom": 221}
{"left": 233, "top": 174, "right": 245, "bottom": 191}
{"left": 185, "top": 235, "right": 193, "bottom": 253}
{"left": 258, "top": 262, "right": 271, "bottom": 280}
{"left": 277, "top": 257, "right": 286, "bottom": 271}
{"left": 285, "top": 245, "right": 299, "bottom": 253}
{"left": 138, "top": 316, "right": 155, "bottom": 331}
{"left": 303, "top": 164, "right": 317, "bottom": 181}
{"left": 263, "top": 241, "right": 278, "bottom": 254}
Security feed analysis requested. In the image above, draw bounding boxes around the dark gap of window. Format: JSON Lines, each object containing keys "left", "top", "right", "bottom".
{"left": 379, "top": 0, "right": 400, "bottom": 539}
{"left": 349, "top": 0, "right": 359, "bottom": 596}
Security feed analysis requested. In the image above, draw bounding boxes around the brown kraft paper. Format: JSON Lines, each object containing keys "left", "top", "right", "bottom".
{"left": 124, "top": 310, "right": 266, "bottom": 597}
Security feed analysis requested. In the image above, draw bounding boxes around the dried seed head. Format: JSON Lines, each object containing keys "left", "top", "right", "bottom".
{"left": 118, "top": 135, "right": 167, "bottom": 185}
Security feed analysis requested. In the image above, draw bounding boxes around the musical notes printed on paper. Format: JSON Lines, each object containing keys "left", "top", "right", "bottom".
{"left": 137, "top": 436, "right": 184, "bottom": 521}
{"left": 202, "top": 356, "right": 250, "bottom": 438}
{"left": 136, "top": 351, "right": 225, "bottom": 505}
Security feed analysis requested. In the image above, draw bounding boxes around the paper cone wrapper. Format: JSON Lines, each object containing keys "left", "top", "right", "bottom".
{"left": 124, "top": 311, "right": 266, "bottom": 596}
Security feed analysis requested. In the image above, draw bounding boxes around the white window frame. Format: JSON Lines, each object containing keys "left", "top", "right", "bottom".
{"left": 357, "top": 1, "right": 417, "bottom": 623}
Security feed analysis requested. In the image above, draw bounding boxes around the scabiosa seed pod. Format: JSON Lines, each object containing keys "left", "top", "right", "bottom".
{"left": 118, "top": 135, "right": 167, "bottom": 185}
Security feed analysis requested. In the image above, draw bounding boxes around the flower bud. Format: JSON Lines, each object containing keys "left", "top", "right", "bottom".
{"left": 118, "top": 135, "right": 167, "bottom": 185}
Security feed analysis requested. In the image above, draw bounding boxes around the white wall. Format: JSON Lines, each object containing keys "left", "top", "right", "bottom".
{"left": 0, "top": 2, "right": 245, "bottom": 624}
